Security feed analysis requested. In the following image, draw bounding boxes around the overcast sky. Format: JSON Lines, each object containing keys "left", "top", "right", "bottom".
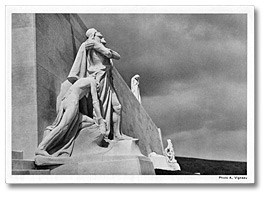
{"left": 79, "top": 14, "right": 247, "bottom": 161}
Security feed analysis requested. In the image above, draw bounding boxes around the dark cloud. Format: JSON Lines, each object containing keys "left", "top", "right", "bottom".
{"left": 143, "top": 79, "right": 246, "bottom": 137}
{"left": 79, "top": 14, "right": 247, "bottom": 160}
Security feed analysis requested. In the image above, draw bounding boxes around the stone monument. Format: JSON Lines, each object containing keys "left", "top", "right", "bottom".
{"left": 12, "top": 14, "right": 171, "bottom": 175}
{"left": 34, "top": 28, "right": 155, "bottom": 175}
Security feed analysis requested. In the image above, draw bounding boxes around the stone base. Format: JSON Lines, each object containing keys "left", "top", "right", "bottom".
{"left": 35, "top": 137, "right": 156, "bottom": 175}
{"left": 50, "top": 155, "right": 155, "bottom": 175}
{"left": 148, "top": 153, "right": 181, "bottom": 171}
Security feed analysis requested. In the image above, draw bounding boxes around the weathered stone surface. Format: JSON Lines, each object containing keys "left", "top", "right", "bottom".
{"left": 12, "top": 13, "right": 35, "bottom": 29}
{"left": 36, "top": 64, "right": 62, "bottom": 96}
{"left": 12, "top": 27, "right": 36, "bottom": 66}
{"left": 12, "top": 14, "right": 37, "bottom": 159}
{"left": 12, "top": 159, "right": 36, "bottom": 170}
{"left": 12, "top": 83, "right": 37, "bottom": 106}
{"left": 12, "top": 104, "right": 38, "bottom": 159}
{"left": 35, "top": 14, "right": 88, "bottom": 146}
{"left": 69, "top": 14, "right": 88, "bottom": 50}
{"left": 12, "top": 63, "right": 36, "bottom": 88}
{"left": 35, "top": 14, "right": 82, "bottom": 80}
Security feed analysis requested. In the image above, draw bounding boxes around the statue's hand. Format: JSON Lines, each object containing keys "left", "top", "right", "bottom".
{"left": 111, "top": 50, "right": 121, "bottom": 60}
{"left": 85, "top": 39, "right": 95, "bottom": 50}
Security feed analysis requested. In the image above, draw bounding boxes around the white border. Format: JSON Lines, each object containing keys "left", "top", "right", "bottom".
{"left": 7, "top": 5, "right": 253, "bottom": 13}
{"left": 5, "top": 5, "right": 254, "bottom": 184}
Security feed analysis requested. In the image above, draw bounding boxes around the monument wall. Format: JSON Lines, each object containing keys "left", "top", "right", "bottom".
{"left": 12, "top": 14, "right": 38, "bottom": 159}
{"left": 35, "top": 14, "right": 87, "bottom": 144}
{"left": 12, "top": 14, "right": 163, "bottom": 159}
{"left": 12, "top": 14, "right": 87, "bottom": 159}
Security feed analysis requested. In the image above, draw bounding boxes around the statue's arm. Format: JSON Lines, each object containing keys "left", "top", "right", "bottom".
{"left": 85, "top": 39, "right": 120, "bottom": 60}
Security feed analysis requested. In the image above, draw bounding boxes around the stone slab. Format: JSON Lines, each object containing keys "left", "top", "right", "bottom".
{"left": 12, "top": 150, "right": 23, "bottom": 160}
{"left": 12, "top": 160, "right": 36, "bottom": 170}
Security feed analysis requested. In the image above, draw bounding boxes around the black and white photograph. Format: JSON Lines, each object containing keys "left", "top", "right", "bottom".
{"left": 5, "top": 6, "right": 254, "bottom": 183}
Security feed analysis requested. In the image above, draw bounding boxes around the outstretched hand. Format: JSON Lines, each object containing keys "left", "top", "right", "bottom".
{"left": 111, "top": 50, "right": 121, "bottom": 60}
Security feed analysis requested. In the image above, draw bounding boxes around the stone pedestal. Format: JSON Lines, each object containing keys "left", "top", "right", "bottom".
{"left": 149, "top": 152, "right": 181, "bottom": 171}
{"left": 50, "top": 156, "right": 155, "bottom": 175}
{"left": 35, "top": 135, "right": 156, "bottom": 175}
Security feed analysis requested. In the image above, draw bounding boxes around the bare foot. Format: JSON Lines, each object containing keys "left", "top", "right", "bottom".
{"left": 35, "top": 149, "right": 51, "bottom": 157}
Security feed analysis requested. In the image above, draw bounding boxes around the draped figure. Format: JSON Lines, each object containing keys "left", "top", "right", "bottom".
{"left": 35, "top": 28, "right": 125, "bottom": 157}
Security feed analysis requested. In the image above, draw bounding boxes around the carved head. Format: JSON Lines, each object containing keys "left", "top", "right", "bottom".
{"left": 86, "top": 28, "right": 98, "bottom": 39}
{"left": 95, "top": 31, "right": 107, "bottom": 45}
{"left": 86, "top": 28, "right": 107, "bottom": 45}
{"left": 134, "top": 74, "right": 140, "bottom": 81}
{"left": 132, "top": 74, "right": 140, "bottom": 84}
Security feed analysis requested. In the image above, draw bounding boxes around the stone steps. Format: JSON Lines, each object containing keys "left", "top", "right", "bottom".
{"left": 12, "top": 159, "right": 36, "bottom": 170}
{"left": 12, "top": 150, "right": 23, "bottom": 159}
{"left": 12, "top": 150, "right": 52, "bottom": 175}
{"left": 12, "top": 169, "right": 51, "bottom": 175}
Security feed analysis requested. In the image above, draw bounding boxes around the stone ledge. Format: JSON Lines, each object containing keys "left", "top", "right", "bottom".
{"left": 12, "top": 159, "right": 36, "bottom": 170}
{"left": 12, "top": 169, "right": 51, "bottom": 175}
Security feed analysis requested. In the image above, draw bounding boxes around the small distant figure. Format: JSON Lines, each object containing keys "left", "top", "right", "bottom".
{"left": 131, "top": 74, "right": 141, "bottom": 103}
{"left": 165, "top": 139, "right": 181, "bottom": 170}
{"left": 165, "top": 139, "right": 177, "bottom": 163}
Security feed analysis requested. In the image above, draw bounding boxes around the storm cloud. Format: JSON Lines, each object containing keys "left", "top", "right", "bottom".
{"left": 79, "top": 14, "right": 247, "bottom": 161}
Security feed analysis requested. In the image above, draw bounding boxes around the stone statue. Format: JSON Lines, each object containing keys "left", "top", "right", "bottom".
{"left": 165, "top": 139, "right": 177, "bottom": 163}
{"left": 164, "top": 139, "right": 181, "bottom": 170}
{"left": 67, "top": 28, "right": 123, "bottom": 139}
{"left": 131, "top": 74, "right": 141, "bottom": 103}
{"left": 35, "top": 76, "right": 105, "bottom": 157}
{"left": 33, "top": 28, "right": 159, "bottom": 175}
{"left": 36, "top": 28, "right": 130, "bottom": 158}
